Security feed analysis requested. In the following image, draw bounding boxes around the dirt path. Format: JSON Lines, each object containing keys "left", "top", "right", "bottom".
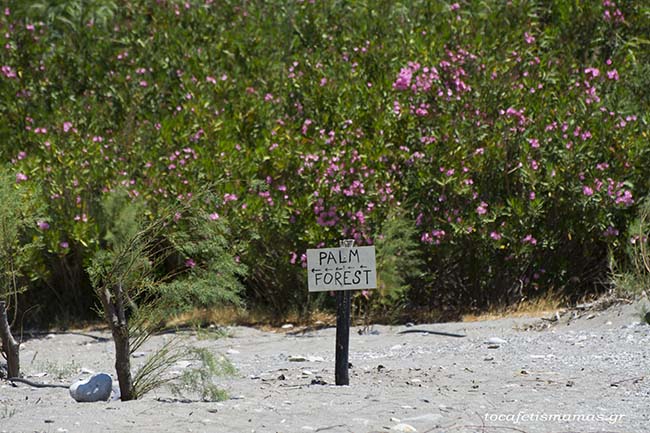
{"left": 1, "top": 301, "right": 648, "bottom": 433}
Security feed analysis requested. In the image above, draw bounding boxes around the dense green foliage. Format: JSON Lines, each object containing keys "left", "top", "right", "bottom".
{"left": 1, "top": 0, "right": 649, "bottom": 322}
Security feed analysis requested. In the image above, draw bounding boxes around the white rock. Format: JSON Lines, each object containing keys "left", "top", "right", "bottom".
{"left": 227, "top": 349, "right": 240, "bottom": 355}
{"left": 69, "top": 373, "right": 112, "bottom": 402}
{"left": 281, "top": 324, "right": 294, "bottom": 329}
{"left": 485, "top": 337, "right": 507, "bottom": 345}
{"left": 391, "top": 423, "right": 417, "bottom": 432}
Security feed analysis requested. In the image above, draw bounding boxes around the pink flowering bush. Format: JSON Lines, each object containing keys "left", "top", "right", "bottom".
{"left": 0, "top": 0, "right": 648, "bottom": 321}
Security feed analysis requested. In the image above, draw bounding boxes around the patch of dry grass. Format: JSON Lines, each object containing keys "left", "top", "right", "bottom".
{"left": 168, "top": 307, "right": 336, "bottom": 331}
{"left": 462, "top": 293, "right": 564, "bottom": 322}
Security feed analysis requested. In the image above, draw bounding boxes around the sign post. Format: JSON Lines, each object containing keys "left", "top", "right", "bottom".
{"left": 307, "top": 240, "right": 377, "bottom": 385}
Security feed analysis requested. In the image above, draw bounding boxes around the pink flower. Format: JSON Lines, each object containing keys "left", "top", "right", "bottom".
{"left": 37, "top": 221, "right": 50, "bottom": 230}
{"left": 524, "top": 32, "right": 535, "bottom": 44}
{"left": 209, "top": 212, "right": 219, "bottom": 220}
{"left": 185, "top": 259, "right": 196, "bottom": 268}
{"left": 522, "top": 234, "right": 537, "bottom": 245}
{"left": 393, "top": 67, "right": 413, "bottom": 91}
{"left": 59, "top": 241, "right": 69, "bottom": 249}
{"left": 615, "top": 190, "right": 634, "bottom": 207}
{"left": 476, "top": 202, "right": 488, "bottom": 215}
{"left": 582, "top": 186, "right": 594, "bottom": 196}
{"left": 606, "top": 69, "right": 619, "bottom": 80}
{"left": 490, "top": 231, "right": 502, "bottom": 241}
{"left": 528, "top": 138, "right": 540, "bottom": 148}
{"left": 15, "top": 172, "right": 28, "bottom": 183}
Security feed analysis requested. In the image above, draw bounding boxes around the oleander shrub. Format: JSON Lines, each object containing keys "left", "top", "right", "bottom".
{"left": 0, "top": 0, "right": 648, "bottom": 322}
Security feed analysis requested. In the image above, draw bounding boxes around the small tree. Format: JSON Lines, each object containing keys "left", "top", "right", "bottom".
{"left": 88, "top": 191, "right": 244, "bottom": 400}
{"left": 0, "top": 168, "right": 41, "bottom": 378}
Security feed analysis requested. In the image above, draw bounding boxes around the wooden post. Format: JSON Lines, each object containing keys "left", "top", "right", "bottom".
{"left": 335, "top": 239, "right": 354, "bottom": 386}
{"left": 0, "top": 301, "right": 20, "bottom": 378}
{"left": 335, "top": 290, "right": 351, "bottom": 385}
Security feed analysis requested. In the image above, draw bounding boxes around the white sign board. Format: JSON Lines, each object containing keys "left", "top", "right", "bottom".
{"left": 307, "top": 246, "right": 377, "bottom": 292}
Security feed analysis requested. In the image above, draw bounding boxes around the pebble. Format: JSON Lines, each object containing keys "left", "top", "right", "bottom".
{"left": 281, "top": 324, "right": 294, "bottom": 329}
{"left": 227, "top": 349, "right": 240, "bottom": 355}
{"left": 485, "top": 337, "right": 507, "bottom": 345}
{"left": 288, "top": 355, "right": 306, "bottom": 362}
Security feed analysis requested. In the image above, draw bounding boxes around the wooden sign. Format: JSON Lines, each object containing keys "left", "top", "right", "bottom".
{"left": 307, "top": 246, "right": 377, "bottom": 292}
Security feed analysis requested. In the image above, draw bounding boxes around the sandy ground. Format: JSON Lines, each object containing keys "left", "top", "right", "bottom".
{"left": 1, "top": 300, "right": 649, "bottom": 433}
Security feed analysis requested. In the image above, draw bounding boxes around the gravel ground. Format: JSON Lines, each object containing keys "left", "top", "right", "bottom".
{"left": 1, "top": 300, "right": 648, "bottom": 433}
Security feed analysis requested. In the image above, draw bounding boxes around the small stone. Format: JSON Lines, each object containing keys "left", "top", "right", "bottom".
{"left": 281, "top": 324, "right": 294, "bottom": 329}
{"left": 391, "top": 423, "right": 417, "bottom": 432}
{"left": 288, "top": 355, "right": 306, "bottom": 362}
{"left": 69, "top": 373, "right": 113, "bottom": 402}
{"left": 485, "top": 337, "right": 507, "bottom": 345}
{"left": 227, "top": 349, "right": 240, "bottom": 355}
{"left": 131, "top": 352, "right": 147, "bottom": 358}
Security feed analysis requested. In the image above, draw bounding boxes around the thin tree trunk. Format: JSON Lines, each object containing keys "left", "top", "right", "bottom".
{"left": 0, "top": 301, "right": 19, "bottom": 378}
{"left": 100, "top": 285, "right": 135, "bottom": 400}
